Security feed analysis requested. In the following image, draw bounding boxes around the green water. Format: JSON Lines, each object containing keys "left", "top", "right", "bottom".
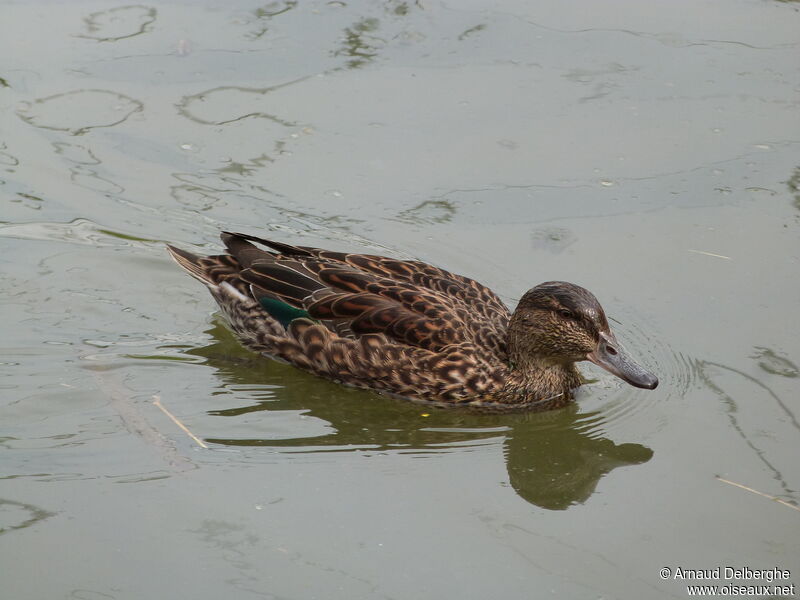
{"left": 1, "top": 1, "right": 798, "bottom": 598}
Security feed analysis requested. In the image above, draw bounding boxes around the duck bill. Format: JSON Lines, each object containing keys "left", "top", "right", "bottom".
{"left": 587, "top": 332, "right": 658, "bottom": 390}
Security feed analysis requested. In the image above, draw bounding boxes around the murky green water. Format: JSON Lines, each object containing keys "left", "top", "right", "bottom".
{"left": 2, "top": 1, "right": 799, "bottom": 598}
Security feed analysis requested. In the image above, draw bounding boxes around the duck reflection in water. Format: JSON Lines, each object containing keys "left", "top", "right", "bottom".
{"left": 183, "top": 323, "right": 653, "bottom": 511}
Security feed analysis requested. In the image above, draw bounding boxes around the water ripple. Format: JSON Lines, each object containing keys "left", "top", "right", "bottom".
{"left": 0, "top": 218, "right": 158, "bottom": 247}
{"left": 16, "top": 90, "right": 143, "bottom": 136}
{"left": 78, "top": 5, "right": 157, "bottom": 42}
{"left": 0, "top": 498, "right": 55, "bottom": 535}
{"left": 578, "top": 313, "right": 697, "bottom": 432}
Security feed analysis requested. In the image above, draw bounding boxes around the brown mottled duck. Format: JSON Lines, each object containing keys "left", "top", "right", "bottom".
{"left": 167, "top": 232, "right": 657, "bottom": 412}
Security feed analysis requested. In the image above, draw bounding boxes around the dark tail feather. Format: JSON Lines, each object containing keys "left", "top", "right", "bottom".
{"left": 221, "top": 231, "right": 315, "bottom": 258}
{"left": 219, "top": 233, "right": 273, "bottom": 268}
{"left": 221, "top": 231, "right": 316, "bottom": 256}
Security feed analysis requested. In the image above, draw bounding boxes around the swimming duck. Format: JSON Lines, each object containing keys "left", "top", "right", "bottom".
{"left": 167, "top": 232, "right": 657, "bottom": 412}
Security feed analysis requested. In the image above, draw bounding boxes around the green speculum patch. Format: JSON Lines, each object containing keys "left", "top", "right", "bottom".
{"left": 259, "top": 297, "right": 311, "bottom": 327}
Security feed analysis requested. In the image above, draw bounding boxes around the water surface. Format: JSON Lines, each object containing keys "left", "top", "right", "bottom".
{"left": 1, "top": 1, "right": 799, "bottom": 598}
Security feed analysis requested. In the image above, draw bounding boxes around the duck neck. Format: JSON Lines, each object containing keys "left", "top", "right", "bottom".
{"left": 498, "top": 358, "right": 581, "bottom": 409}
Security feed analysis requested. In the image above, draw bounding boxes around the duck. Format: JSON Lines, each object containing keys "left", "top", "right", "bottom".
{"left": 167, "top": 232, "right": 657, "bottom": 412}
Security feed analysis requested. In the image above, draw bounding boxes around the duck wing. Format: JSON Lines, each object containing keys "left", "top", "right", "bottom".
{"left": 169, "top": 232, "right": 510, "bottom": 358}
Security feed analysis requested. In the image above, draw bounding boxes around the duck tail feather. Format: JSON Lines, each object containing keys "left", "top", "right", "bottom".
{"left": 166, "top": 245, "right": 217, "bottom": 286}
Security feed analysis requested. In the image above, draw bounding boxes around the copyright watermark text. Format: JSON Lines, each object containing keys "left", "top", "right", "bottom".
{"left": 660, "top": 566, "right": 795, "bottom": 597}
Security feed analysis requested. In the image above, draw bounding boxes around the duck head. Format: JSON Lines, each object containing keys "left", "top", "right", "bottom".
{"left": 507, "top": 281, "right": 658, "bottom": 389}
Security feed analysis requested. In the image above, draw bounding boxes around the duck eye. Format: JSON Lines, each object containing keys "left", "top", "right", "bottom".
{"left": 559, "top": 309, "right": 574, "bottom": 319}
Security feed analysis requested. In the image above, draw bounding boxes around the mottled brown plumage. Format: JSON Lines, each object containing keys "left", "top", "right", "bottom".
{"left": 167, "top": 232, "right": 657, "bottom": 412}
